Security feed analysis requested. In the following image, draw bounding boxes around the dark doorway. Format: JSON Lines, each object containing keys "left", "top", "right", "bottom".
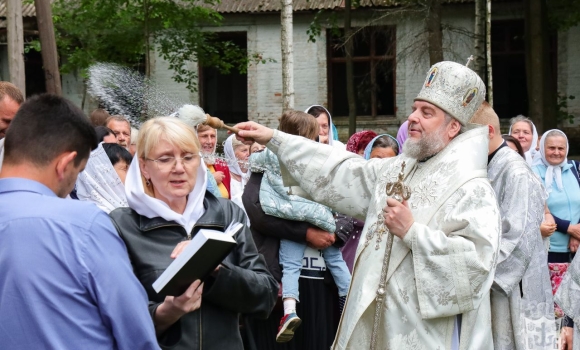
{"left": 199, "top": 32, "right": 248, "bottom": 124}
{"left": 24, "top": 49, "right": 47, "bottom": 97}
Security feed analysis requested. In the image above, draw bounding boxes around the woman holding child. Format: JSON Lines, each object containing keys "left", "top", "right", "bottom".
{"left": 243, "top": 110, "right": 351, "bottom": 350}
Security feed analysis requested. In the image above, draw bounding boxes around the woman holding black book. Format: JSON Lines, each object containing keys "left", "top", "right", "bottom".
{"left": 109, "top": 117, "right": 278, "bottom": 350}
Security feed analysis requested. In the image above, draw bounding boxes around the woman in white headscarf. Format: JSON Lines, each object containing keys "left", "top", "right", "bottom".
{"left": 509, "top": 115, "right": 539, "bottom": 165}
{"left": 532, "top": 130, "right": 580, "bottom": 318}
{"left": 223, "top": 134, "right": 250, "bottom": 210}
{"left": 108, "top": 117, "right": 277, "bottom": 349}
{"left": 75, "top": 143, "right": 129, "bottom": 213}
{"left": 304, "top": 105, "right": 345, "bottom": 149}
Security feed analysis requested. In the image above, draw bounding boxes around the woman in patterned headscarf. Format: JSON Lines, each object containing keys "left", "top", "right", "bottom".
{"left": 345, "top": 130, "right": 377, "bottom": 156}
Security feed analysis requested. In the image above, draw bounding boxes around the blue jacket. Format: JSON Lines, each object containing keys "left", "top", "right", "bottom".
{"left": 533, "top": 162, "right": 580, "bottom": 252}
{"left": 250, "top": 149, "right": 336, "bottom": 233}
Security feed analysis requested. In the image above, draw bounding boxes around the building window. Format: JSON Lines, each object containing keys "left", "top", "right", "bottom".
{"left": 199, "top": 32, "right": 248, "bottom": 124}
{"left": 327, "top": 26, "right": 396, "bottom": 118}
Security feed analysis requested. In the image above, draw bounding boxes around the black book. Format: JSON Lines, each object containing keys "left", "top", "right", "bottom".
{"left": 153, "top": 222, "right": 242, "bottom": 297}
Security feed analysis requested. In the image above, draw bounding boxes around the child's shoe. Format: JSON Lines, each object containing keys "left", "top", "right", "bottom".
{"left": 276, "top": 313, "right": 302, "bottom": 343}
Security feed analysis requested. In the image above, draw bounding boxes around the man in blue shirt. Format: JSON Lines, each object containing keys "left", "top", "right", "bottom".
{"left": 0, "top": 94, "right": 158, "bottom": 349}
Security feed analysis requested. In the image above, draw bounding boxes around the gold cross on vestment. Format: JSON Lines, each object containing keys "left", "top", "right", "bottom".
{"left": 385, "top": 161, "right": 411, "bottom": 203}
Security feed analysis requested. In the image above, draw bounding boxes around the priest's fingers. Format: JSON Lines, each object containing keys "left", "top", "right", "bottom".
{"left": 171, "top": 241, "right": 191, "bottom": 259}
{"left": 385, "top": 197, "right": 403, "bottom": 208}
{"left": 234, "top": 121, "right": 274, "bottom": 145}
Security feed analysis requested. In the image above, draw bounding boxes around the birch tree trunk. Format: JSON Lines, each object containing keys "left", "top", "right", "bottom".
{"left": 35, "top": 0, "right": 62, "bottom": 95}
{"left": 473, "top": 0, "right": 486, "bottom": 79}
{"left": 345, "top": 0, "right": 356, "bottom": 136}
{"left": 7, "top": 0, "right": 26, "bottom": 96}
{"left": 485, "top": 0, "right": 493, "bottom": 106}
{"left": 426, "top": 0, "right": 444, "bottom": 65}
{"left": 281, "top": 0, "right": 294, "bottom": 111}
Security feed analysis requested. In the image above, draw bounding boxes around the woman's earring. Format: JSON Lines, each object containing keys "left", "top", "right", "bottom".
{"left": 146, "top": 179, "right": 151, "bottom": 186}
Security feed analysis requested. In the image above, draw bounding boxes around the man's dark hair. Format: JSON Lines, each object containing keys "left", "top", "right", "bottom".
{"left": 90, "top": 108, "right": 111, "bottom": 127}
{"left": 502, "top": 134, "right": 525, "bottom": 158}
{"left": 95, "top": 126, "right": 115, "bottom": 143}
{"left": 102, "top": 143, "right": 132, "bottom": 166}
{"left": 4, "top": 94, "right": 97, "bottom": 167}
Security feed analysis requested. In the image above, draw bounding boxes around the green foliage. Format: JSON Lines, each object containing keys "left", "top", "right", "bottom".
{"left": 24, "top": 39, "right": 41, "bottom": 54}
{"left": 52, "top": 0, "right": 256, "bottom": 92}
{"left": 557, "top": 94, "right": 576, "bottom": 124}
{"left": 547, "top": 0, "right": 580, "bottom": 31}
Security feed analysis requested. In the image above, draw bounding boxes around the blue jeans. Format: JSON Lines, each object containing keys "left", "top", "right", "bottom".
{"left": 279, "top": 238, "right": 351, "bottom": 302}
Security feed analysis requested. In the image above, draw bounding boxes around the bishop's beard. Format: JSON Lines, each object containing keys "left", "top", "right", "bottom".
{"left": 403, "top": 125, "right": 448, "bottom": 160}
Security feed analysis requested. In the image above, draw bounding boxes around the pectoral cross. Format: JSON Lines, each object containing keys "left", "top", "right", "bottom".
{"left": 365, "top": 162, "right": 412, "bottom": 250}
{"left": 385, "top": 161, "right": 411, "bottom": 203}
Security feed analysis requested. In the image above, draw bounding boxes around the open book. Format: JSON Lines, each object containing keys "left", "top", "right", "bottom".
{"left": 153, "top": 222, "right": 243, "bottom": 297}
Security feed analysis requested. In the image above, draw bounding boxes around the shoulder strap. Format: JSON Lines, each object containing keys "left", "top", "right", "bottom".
{"left": 568, "top": 160, "right": 580, "bottom": 188}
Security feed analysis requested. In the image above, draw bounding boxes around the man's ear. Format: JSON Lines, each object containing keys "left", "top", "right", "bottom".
{"left": 488, "top": 125, "right": 495, "bottom": 140}
{"left": 55, "top": 151, "right": 78, "bottom": 180}
{"left": 447, "top": 119, "right": 461, "bottom": 139}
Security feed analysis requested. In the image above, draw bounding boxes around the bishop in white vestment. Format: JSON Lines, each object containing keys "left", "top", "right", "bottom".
{"left": 472, "top": 103, "right": 556, "bottom": 350}
{"left": 235, "top": 61, "right": 501, "bottom": 350}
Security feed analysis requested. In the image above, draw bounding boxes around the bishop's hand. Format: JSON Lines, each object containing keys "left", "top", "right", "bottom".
{"left": 383, "top": 197, "right": 414, "bottom": 239}
{"left": 234, "top": 121, "right": 274, "bottom": 145}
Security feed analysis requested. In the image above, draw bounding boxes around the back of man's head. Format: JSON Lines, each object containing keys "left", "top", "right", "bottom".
{"left": 4, "top": 94, "right": 98, "bottom": 167}
{"left": 0, "top": 81, "right": 24, "bottom": 105}
{"left": 470, "top": 101, "right": 501, "bottom": 136}
{"left": 90, "top": 108, "right": 111, "bottom": 127}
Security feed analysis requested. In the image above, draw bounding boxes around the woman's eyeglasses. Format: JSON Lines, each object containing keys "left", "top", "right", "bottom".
{"left": 145, "top": 154, "right": 199, "bottom": 171}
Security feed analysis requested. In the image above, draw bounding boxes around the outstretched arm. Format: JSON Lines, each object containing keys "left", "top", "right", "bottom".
{"left": 236, "top": 122, "right": 385, "bottom": 219}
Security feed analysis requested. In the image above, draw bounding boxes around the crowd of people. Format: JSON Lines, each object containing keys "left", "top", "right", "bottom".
{"left": 0, "top": 57, "right": 579, "bottom": 350}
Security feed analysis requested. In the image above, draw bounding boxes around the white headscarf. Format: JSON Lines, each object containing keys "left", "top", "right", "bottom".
{"left": 124, "top": 152, "right": 208, "bottom": 234}
{"left": 223, "top": 134, "right": 249, "bottom": 185}
{"left": 534, "top": 129, "right": 569, "bottom": 194}
{"left": 75, "top": 143, "right": 128, "bottom": 213}
{"left": 304, "top": 104, "right": 345, "bottom": 149}
{"left": 508, "top": 119, "right": 538, "bottom": 165}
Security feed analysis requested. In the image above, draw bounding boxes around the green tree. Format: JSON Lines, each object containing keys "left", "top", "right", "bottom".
{"left": 52, "top": 0, "right": 257, "bottom": 92}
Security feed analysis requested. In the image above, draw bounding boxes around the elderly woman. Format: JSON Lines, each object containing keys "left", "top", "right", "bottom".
{"left": 532, "top": 130, "right": 580, "bottom": 315}
{"left": 509, "top": 115, "right": 539, "bottom": 165}
{"left": 363, "top": 134, "right": 400, "bottom": 159}
{"left": 109, "top": 117, "right": 277, "bottom": 350}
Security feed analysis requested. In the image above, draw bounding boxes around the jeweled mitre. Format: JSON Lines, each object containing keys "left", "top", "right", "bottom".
{"left": 415, "top": 61, "right": 486, "bottom": 125}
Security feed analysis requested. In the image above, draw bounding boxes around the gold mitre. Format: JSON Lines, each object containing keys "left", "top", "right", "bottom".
{"left": 415, "top": 60, "right": 486, "bottom": 125}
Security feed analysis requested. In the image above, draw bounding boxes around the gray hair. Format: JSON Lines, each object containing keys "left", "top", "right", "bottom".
{"left": 444, "top": 113, "right": 466, "bottom": 134}
{"left": 509, "top": 115, "right": 533, "bottom": 131}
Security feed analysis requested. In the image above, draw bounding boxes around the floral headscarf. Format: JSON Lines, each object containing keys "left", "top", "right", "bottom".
{"left": 346, "top": 130, "right": 378, "bottom": 154}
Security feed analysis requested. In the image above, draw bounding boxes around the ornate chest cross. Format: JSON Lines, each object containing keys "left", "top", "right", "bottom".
{"left": 365, "top": 161, "right": 412, "bottom": 250}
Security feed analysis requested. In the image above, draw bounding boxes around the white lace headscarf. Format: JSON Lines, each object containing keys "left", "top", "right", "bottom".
{"left": 508, "top": 116, "right": 539, "bottom": 165}
{"left": 223, "top": 134, "right": 249, "bottom": 185}
{"left": 75, "top": 143, "right": 128, "bottom": 213}
{"left": 534, "top": 129, "right": 569, "bottom": 194}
